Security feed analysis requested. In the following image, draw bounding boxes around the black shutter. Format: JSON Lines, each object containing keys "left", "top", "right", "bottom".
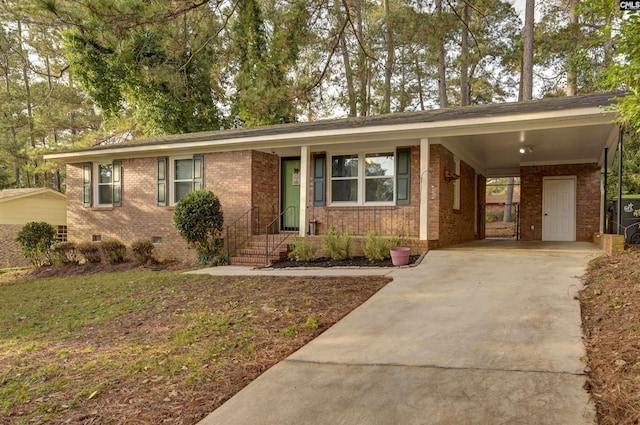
{"left": 313, "top": 154, "right": 326, "bottom": 206}
{"left": 193, "top": 154, "right": 203, "bottom": 190}
{"left": 82, "top": 163, "right": 92, "bottom": 207}
{"left": 112, "top": 160, "right": 122, "bottom": 207}
{"left": 157, "top": 157, "right": 167, "bottom": 206}
{"left": 396, "top": 149, "right": 411, "bottom": 205}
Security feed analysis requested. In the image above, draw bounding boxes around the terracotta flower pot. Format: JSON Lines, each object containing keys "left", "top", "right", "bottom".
{"left": 390, "top": 247, "right": 410, "bottom": 266}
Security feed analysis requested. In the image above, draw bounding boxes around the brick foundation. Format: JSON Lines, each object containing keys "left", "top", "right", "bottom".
{"left": 594, "top": 232, "right": 625, "bottom": 256}
{"left": 0, "top": 224, "right": 29, "bottom": 268}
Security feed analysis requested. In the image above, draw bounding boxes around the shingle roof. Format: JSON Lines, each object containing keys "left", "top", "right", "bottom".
{"left": 64, "top": 92, "right": 621, "bottom": 154}
{"left": 0, "top": 188, "right": 44, "bottom": 200}
{"left": 0, "top": 188, "right": 65, "bottom": 202}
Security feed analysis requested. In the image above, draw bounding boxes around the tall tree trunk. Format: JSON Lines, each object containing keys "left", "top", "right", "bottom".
{"left": 521, "top": 0, "right": 535, "bottom": 101}
{"left": 383, "top": 0, "right": 393, "bottom": 114}
{"left": 17, "top": 19, "right": 37, "bottom": 186}
{"left": 415, "top": 56, "right": 425, "bottom": 110}
{"left": 460, "top": 2, "right": 470, "bottom": 106}
{"left": 45, "top": 52, "right": 61, "bottom": 190}
{"left": 2, "top": 55, "right": 21, "bottom": 186}
{"left": 336, "top": 1, "right": 357, "bottom": 117}
{"left": 504, "top": 177, "right": 515, "bottom": 222}
{"left": 355, "top": 0, "right": 368, "bottom": 116}
{"left": 566, "top": 0, "right": 579, "bottom": 96}
{"left": 603, "top": 5, "right": 615, "bottom": 67}
{"left": 436, "top": 0, "right": 448, "bottom": 108}
{"left": 399, "top": 47, "right": 407, "bottom": 112}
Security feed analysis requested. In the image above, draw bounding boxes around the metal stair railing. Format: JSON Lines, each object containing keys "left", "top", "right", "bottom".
{"left": 265, "top": 206, "right": 299, "bottom": 265}
{"left": 226, "top": 206, "right": 259, "bottom": 261}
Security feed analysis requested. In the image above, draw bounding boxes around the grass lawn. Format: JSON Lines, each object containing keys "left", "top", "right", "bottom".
{"left": 0, "top": 269, "right": 390, "bottom": 424}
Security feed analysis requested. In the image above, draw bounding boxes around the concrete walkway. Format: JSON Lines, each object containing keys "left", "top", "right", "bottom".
{"left": 197, "top": 241, "right": 600, "bottom": 425}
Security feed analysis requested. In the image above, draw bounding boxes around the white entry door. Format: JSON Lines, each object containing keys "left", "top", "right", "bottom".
{"left": 542, "top": 177, "right": 576, "bottom": 241}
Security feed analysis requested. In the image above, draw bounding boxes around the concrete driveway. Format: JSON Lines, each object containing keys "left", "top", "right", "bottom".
{"left": 198, "top": 242, "right": 599, "bottom": 425}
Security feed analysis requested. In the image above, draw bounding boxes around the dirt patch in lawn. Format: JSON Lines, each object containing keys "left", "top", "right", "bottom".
{"left": 0, "top": 268, "right": 391, "bottom": 424}
{"left": 580, "top": 247, "right": 640, "bottom": 425}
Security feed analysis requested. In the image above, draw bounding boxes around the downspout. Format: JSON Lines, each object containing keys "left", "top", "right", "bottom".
{"left": 617, "top": 127, "right": 624, "bottom": 235}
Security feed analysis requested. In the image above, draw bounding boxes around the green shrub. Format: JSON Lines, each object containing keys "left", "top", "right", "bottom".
{"left": 130, "top": 239, "right": 157, "bottom": 265}
{"left": 77, "top": 241, "right": 102, "bottom": 264}
{"left": 173, "top": 190, "right": 224, "bottom": 265}
{"left": 362, "top": 232, "right": 401, "bottom": 261}
{"left": 100, "top": 239, "right": 127, "bottom": 264}
{"left": 321, "top": 226, "right": 352, "bottom": 260}
{"left": 52, "top": 242, "right": 79, "bottom": 265}
{"left": 15, "top": 221, "right": 57, "bottom": 267}
{"left": 288, "top": 238, "right": 317, "bottom": 261}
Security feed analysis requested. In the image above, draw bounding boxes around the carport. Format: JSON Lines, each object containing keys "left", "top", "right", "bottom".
{"left": 423, "top": 93, "right": 620, "bottom": 243}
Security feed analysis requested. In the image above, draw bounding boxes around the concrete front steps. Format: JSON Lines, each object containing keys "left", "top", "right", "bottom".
{"left": 228, "top": 233, "right": 293, "bottom": 267}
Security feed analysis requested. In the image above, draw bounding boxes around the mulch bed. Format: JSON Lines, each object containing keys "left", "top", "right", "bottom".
{"left": 270, "top": 255, "right": 422, "bottom": 268}
{"left": 580, "top": 247, "right": 640, "bottom": 425}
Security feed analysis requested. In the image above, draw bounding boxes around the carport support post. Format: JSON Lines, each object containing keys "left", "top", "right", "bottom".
{"left": 299, "top": 145, "right": 309, "bottom": 237}
{"left": 603, "top": 147, "right": 608, "bottom": 234}
{"left": 617, "top": 127, "right": 623, "bottom": 236}
{"left": 420, "top": 138, "right": 430, "bottom": 240}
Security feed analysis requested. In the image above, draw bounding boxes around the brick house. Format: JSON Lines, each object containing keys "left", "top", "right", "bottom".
{"left": 0, "top": 188, "right": 67, "bottom": 267}
{"left": 45, "top": 93, "right": 620, "bottom": 264}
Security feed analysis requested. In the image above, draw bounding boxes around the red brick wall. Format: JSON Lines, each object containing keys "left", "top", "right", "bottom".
{"left": 307, "top": 206, "right": 420, "bottom": 237}
{"left": 67, "top": 159, "right": 192, "bottom": 261}
{"left": 67, "top": 151, "right": 276, "bottom": 263}
{"left": 520, "top": 163, "right": 600, "bottom": 241}
{"left": 251, "top": 151, "right": 279, "bottom": 229}
{"left": 428, "top": 144, "right": 478, "bottom": 247}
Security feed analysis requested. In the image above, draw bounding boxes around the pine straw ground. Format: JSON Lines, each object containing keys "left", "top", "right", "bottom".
{"left": 580, "top": 247, "right": 640, "bottom": 425}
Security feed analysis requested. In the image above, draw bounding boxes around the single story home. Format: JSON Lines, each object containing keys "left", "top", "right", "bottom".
{"left": 45, "top": 93, "right": 620, "bottom": 264}
{"left": 0, "top": 188, "right": 68, "bottom": 267}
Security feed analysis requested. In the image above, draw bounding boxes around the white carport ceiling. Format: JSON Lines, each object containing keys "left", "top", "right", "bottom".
{"left": 441, "top": 123, "right": 619, "bottom": 177}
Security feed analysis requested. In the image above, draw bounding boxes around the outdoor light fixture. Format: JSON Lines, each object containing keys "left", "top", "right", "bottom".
{"left": 444, "top": 168, "right": 460, "bottom": 182}
{"left": 519, "top": 145, "right": 533, "bottom": 154}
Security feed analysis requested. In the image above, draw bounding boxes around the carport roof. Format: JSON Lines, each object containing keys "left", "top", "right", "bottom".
{"left": 45, "top": 92, "right": 621, "bottom": 176}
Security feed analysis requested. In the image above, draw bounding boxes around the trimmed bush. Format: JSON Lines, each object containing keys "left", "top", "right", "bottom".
{"left": 77, "top": 241, "right": 102, "bottom": 264}
{"left": 15, "top": 221, "right": 57, "bottom": 267}
{"left": 288, "top": 237, "right": 317, "bottom": 261}
{"left": 173, "top": 190, "right": 224, "bottom": 265}
{"left": 52, "top": 242, "right": 79, "bottom": 265}
{"left": 100, "top": 239, "right": 127, "bottom": 264}
{"left": 321, "top": 226, "right": 352, "bottom": 260}
{"left": 130, "top": 239, "right": 157, "bottom": 265}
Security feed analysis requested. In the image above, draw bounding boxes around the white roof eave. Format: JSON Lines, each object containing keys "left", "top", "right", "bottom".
{"left": 44, "top": 107, "right": 618, "bottom": 163}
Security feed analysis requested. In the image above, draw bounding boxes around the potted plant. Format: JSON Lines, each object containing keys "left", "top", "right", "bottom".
{"left": 389, "top": 246, "right": 410, "bottom": 266}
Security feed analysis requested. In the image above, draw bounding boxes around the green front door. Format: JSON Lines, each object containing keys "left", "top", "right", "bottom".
{"left": 281, "top": 158, "right": 301, "bottom": 230}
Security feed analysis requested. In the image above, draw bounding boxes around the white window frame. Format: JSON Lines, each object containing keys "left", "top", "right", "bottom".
{"left": 95, "top": 162, "right": 114, "bottom": 207}
{"left": 169, "top": 156, "right": 195, "bottom": 205}
{"left": 328, "top": 150, "right": 396, "bottom": 206}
